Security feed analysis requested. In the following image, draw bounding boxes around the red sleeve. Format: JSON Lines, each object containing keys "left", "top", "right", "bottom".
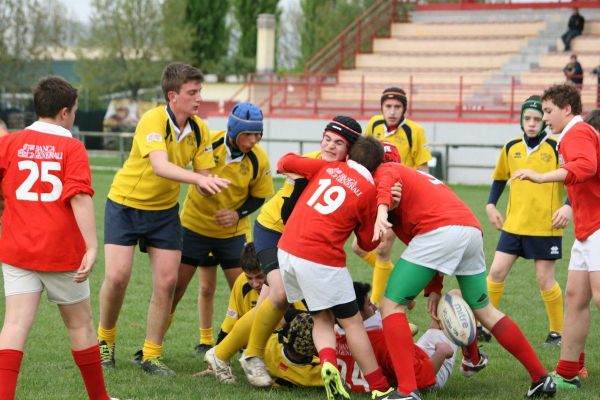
{"left": 277, "top": 153, "right": 328, "bottom": 181}
{"left": 61, "top": 141, "right": 94, "bottom": 203}
{"left": 562, "top": 130, "right": 599, "bottom": 185}
{"left": 373, "top": 163, "right": 403, "bottom": 207}
{"left": 354, "top": 189, "right": 380, "bottom": 252}
{"left": 423, "top": 273, "right": 444, "bottom": 297}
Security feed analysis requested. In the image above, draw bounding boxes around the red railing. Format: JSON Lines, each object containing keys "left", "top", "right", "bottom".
{"left": 235, "top": 72, "right": 600, "bottom": 121}
{"left": 304, "top": 0, "right": 403, "bottom": 75}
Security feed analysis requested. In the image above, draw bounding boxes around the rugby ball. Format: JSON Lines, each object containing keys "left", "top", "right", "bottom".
{"left": 437, "top": 293, "right": 477, "bottom": 347}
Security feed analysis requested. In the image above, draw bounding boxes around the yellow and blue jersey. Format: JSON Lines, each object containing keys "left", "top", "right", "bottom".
{"left": 365, "top": 115, "right": 432, "bottom": 169}
{"left": 256, "top": 151, "right": 321, "bottom": 233}
{"left": 108, "top": 106, "right": 214, "bottom": 210}
{"left": 264, "top": 333, "right": 322, "bottom": 388}
{"left": 220, "top": 273, "right": 260, "bottom": 334}
{"left": 180, "top": 130, "right": 274, "bottom": 239}
{"left": 493, "top": 135, "right": 565, "bottom": 236}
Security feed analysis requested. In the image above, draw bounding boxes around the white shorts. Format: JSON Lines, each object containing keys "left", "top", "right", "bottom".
{"left": 2, "top": 263, "right": 90, "bottom": 304}
{"left": 403, "top": 226, "right": 486, "bottom": 276}
{"left": 277, "top": 249, "right": 356, "bottom": 311}
{"left": 416, "top": 328, "right": 458, "bottom": 389}
{"left": 569, "top": 229, "right": 600, "bottom": 272}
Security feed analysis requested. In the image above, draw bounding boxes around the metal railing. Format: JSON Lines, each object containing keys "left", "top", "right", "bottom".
{"left": 78, "top": 131, "right": 502, "bottom": 183}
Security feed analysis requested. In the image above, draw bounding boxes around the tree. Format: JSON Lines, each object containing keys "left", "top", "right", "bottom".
{"left": 184, "top": 0, "right": 230, "bottom": 76}
{"left": 298, "top": 0, "right": 378, "bottom": 70}
{"left": 0, "top": 0, "right": 68, "bottom": 94}
{"left": 231, "top": 0, "right": 279, "bottom": 74}
{"left": 76, "top": 0, "right": 192, "bottom": 101}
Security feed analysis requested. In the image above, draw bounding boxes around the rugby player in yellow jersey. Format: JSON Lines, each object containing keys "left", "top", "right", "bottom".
{"left": 484, "top": 95, "right": 572, "bottom": 346}
{"left": 352, "top": 87, "right": 433, "bottom": 305}
{"left": 97, "top": 63, "right": 229, "bottom": 376}
{"left": 169, "top": 102, "right": 274, "bottom": 355}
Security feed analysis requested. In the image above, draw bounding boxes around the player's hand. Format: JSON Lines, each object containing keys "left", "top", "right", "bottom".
{"left": 73, "top": 248, "right": 97, "bottom": 283}
{"left": 214, "top": 209, "right": 239, "bottom": 228}
{"left": 196, "top": 174, "right": 230, "bottom": 196}
{"left": 427, "top": 292, "right": 441, "bottom": 320}
{"left": 512, "top": 169, "right": 542, "bottom": 183}
{"left": 373, "top": 205, "right": 392, "bottom": 241}
{"left": 485, "top": 204, "right": 504, "bottom": 230}
{"left": 390, "top": 182, "right": 402, "bottom": 210}
{"left": 552, "top": 204, "right": 572, "bottom": 229}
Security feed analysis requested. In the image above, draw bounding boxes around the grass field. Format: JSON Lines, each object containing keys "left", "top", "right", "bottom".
{"left": 3, "top": 164, "right": 600, "bottom": 400}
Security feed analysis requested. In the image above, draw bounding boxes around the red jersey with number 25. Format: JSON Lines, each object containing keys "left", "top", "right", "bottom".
{"left": 336, "top": 329, "right": 436, "bottom": 392}
{"left": 277, "top": 154, "right": 380, "bottom": 267}
{"left": 0, "top": 122, "right": 94, "bottom": 272}
{"left": 374, "top": 162, "right": 481, "bottom": 245}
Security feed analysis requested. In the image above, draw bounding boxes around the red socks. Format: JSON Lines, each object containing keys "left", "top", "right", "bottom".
{"left": 319, "top": 347, "right": 337, "bottom": 366}
{"left": 491, "top": 316, "right": 546, "bottom": 382}
{"left": 0, "top": 349, "right": 23, "bottom": 400}
{"left": 364, "top": 368, "right": 390, "bottom": 392}
{"left": 72, "top": 345, "right": 110, "bottom": 400}
{"left": 556, "top": 360, "right": 580, "bottom": 380}
{"left": 461, "top": 337, "right": 481, "bottom": 365}
{"left": 383, "top": 313, "right": 417, "bottom": 394}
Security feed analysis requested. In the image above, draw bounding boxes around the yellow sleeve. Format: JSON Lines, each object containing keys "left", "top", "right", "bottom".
{"left": 492, "top": 144, "right": 510, "bottom": 180}
{"left": 219, "top": 274, "right": 246, "bottom": 334}
{"left": 192, "top": 119, "right": 216, "bottom": 171}
{"left": 410, "top": 123, "right": 433, "bottom": 166}
{"left": 364, "top": 115, "right": 382, "bottom": 137}
{"left": 249, "top": 146, "right": 275, "bottom": 199}
{"left": 134, "top": 109, "right": 168, "bottom": 158}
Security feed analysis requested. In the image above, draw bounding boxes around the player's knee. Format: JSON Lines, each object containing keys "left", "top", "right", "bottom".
{"left": 105, "top": 268, "right": 131, "bottom": 291}
{"left": 199, "top": 283, "right": 216, "bottom": 298}
{"left": 269, "top": 287, "right": 288, "bottom": 309}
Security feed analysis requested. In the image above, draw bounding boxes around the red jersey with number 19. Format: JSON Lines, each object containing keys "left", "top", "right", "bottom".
{"left": 277, "top": 154, "right": 380, "bottom": 267}
{"left": 0, "top": 122, "right": 94, "bottom": 271}
{"left": 374, "top": 162, "right": 481, "bottom": 244}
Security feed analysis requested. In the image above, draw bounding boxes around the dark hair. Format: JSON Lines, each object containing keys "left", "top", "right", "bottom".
{"left": 349, "top": 136, "right": 384, "bottom": 173}
{"left": 161, "top": 62, "right": 204, "bottom": 102}
{"left": 33, "top": 76, "right": 78, "bottom": 118}
{"left": 584, "top": 109, "right": 600, "bottom": 132}
{"left": 541, "top": 83, "right": 582, "bottom": 116}
{"left": 240, "top": 242, "right": 260, "bottom": 274}
{"left": 353, "top": 282, "right": 372, "bottom": 311}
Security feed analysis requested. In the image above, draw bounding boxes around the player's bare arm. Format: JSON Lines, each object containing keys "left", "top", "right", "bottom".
{"left": 70, "top": 193, "right": 98, "bottom": 283}
{"left": 513, "top": 168, "right": 568, "bottom": 183}
{"left": 148, "top": 151, "right": 230, "bottom": 195}
{"left": 373, "top": 204, "right": 393, "bottom": 241}
{"left": 551, "top": 204, "right": 572, "bottom": 229}
{"left": 485, "top": 204, "right": 504, "bottom": 230}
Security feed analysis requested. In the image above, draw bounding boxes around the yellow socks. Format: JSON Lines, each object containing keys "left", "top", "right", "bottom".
{"left": 541, "top": 282, "right": 563, "bottom": 334}
{"left": 245, "top": 298, "right": 285, "bottom": 358}
{"left": 97, "top": 325, "right": 116, "bottom": 346}
{"left": 371, "top": 260, "right": 393, "bottom": 304}
{"left": 361, "top": 250, "right": 377, "bottom": 268}
{"left": 199, "top": 327, "right": 214, "bottom": 346}
{"left": 215, "top": 309, "right": 255, "bottom": 361}
{"left": 486, "top": 277, "right": 505, "bottom": 308}
{"left": 142, "top": 339, "right": 162, "bottom": 361}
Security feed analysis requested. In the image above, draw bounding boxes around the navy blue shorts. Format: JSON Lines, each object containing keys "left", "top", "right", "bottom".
{"left": 496, "top": 231, "right": 562, "bottom": 260}
{"left": 181, "top": 227, "right": 245, "bottom": 269}
{"left": 253, "top": 221, "right": 282, "bottom": 275}
{"left": 104, "top": 199, "right": 182, "bottom": 250}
